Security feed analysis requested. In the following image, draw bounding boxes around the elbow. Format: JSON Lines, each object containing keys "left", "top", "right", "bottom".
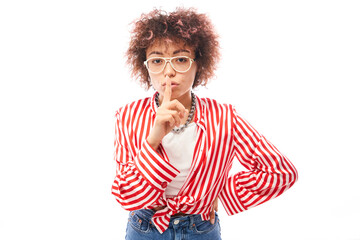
{"left": 279, "top": 155, "right": 298, "bottom": 187}
{"left": 276, "top": 161, "right": 298, "bottom": 188}
{"left": 287, "top": 164, "right": 298, "bottom": 187}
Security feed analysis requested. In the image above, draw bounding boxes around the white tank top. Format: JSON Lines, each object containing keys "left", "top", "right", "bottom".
{"left": 162, "top": 122, "right": 197, "bottom": 197}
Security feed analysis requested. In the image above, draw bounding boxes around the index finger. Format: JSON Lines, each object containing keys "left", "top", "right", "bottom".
{"left": 163, "top": 76, "right": 172, "bottom": 103}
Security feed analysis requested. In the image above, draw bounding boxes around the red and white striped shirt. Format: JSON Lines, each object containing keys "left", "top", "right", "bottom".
{"left": 111, "top": 92, "right": 298, "bottom": 233}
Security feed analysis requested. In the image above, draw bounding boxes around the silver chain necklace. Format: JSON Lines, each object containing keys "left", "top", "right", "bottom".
{"left": 155, "top": 92, "right": 196, "bottom": 134}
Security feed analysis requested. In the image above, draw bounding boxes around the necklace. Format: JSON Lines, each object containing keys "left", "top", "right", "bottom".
{"left": 155, "top": 91, "right": 196, "bottom": 134}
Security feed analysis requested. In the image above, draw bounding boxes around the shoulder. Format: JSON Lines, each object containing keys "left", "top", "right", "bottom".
{"left": 197, "top": 96, "right": 234, "bottom": 113}
{"left": 114, "top": 97, "right": 152, "bottom": 119}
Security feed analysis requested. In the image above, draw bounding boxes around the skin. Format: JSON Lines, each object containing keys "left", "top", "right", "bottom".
{"left": 145, "top": 38, "right": 218, "bottom": 224}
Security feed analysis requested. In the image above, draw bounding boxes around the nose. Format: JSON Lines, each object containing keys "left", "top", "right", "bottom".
{"left": 163, "top": 60, "right": 176, "bottom": 77}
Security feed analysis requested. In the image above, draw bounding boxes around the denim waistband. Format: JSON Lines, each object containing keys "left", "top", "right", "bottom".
{"left": 131, "top": 209, "right": 213, "bottom": 228}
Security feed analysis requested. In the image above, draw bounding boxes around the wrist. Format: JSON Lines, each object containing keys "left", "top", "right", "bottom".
{"left": 147, "top": 135, "right": 162, "bottom": 151}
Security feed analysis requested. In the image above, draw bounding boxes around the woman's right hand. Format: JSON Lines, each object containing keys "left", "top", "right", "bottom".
{"left": 147, "top": 77, "right": 188, "bottom": 150}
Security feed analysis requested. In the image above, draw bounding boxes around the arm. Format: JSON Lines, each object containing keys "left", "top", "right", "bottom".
{"left": 111, "top": 108, "right": 180, "bottom": 210}
{"left": 112, "top": 78, "right": 189, "bottom": 210}
{"left": 219, "top": 105, "right": 298, "bottom": 215}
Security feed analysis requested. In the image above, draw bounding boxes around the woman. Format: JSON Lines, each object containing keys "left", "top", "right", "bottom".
{"left": 111, "top": 7, "right": 298, "bottom": 240}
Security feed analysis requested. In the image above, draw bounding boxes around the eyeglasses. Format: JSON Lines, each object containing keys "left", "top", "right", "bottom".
{"left": 144, "top": 56, "right": 195, "bottom": 74}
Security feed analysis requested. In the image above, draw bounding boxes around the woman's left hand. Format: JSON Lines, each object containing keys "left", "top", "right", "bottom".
{"left": 210, "top": 197, "right": 218, "bottom": 224}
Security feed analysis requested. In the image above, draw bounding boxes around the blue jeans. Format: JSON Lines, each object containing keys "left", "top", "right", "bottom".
{"left": 125, "top": 209, "right": 222, "bottom": 240}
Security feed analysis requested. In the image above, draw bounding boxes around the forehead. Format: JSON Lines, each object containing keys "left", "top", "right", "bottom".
{"left": 146, "top": 38, "right": 194, "bottom": 56}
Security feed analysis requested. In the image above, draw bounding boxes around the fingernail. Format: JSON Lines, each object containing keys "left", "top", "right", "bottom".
{"left": 211, "top": 219, "right": 214, "bottom": 224}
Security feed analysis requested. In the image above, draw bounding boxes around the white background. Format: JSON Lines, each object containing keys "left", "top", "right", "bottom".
{"left": 1, "top": 0, "right": 359, "bottom": 239}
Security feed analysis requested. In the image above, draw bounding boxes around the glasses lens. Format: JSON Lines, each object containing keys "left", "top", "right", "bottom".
{"left": 171, "top": 57, "right": 191, "bottom": 72}
{"left": 147, "top": 58, "right": 165, "bottom": 73}
{"left": 146, "top": 57, "right": 192, "bottom": 73}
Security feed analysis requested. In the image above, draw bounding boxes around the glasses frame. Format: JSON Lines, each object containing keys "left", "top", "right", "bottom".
{"left": 144, "top": 56, "right": 195, "bottom": 74}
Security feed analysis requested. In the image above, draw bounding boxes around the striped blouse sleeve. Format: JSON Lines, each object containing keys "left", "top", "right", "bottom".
{"left": 111, "top": 107, "right": 180, "bottom": 210}
{"left": 219, "top": 105, "right": 298, "bottom": 215}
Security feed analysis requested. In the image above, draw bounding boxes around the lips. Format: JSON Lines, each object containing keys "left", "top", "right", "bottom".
{"left": 162, "top": 82, "right": 179, "bottom": 86}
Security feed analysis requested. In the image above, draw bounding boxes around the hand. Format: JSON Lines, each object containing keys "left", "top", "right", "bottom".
{"left": 210, "top": 197, "right": 218, "bottom": 224}
{"left": 147, "top": 77, "right": 188, "bottom": 150}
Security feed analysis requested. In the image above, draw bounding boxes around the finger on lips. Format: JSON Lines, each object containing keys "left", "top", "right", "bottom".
{"left": 159, "top": 77, "right": 188, "bottom": 128}
{"left": 161, "top": 78, "right": 186, "bottom": 119}
{"left": 163, "top": 76, "right": 172, "bottom": 103}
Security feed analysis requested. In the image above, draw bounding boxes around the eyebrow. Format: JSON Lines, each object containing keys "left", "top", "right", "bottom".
{"left": 148, "top": 51, "right": 163, "bottom": 56}
{"left": 173, "top": 49, "right": 190, "bottom": 55}
{"left": 148, "top": 49, "right": 191, "bottom": 57}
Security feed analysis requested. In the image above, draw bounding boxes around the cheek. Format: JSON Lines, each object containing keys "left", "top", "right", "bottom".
{"left": 149, "top": 75, "right": 161, "bottom": 88}
{"left": 187, "top": 68, "right": 197, "bottom": 82}
{"left": 190, "top": 64, "right": 198, "bottom": 79}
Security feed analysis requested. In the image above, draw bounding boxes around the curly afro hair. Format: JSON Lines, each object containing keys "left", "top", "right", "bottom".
{"left": 126, "top": 7, "right": 220, "bottom": 90}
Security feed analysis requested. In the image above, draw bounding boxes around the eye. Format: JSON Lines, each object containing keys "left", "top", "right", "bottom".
{"left": 151, "top": 58, "right": 163, "bottom": 65}
{"left": 176, "top": 57, "right": 189, "bottom": 63}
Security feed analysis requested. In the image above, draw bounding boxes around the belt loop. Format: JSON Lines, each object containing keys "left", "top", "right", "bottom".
{"left": 189, "top": 215, "right": 195, "bottom": 229}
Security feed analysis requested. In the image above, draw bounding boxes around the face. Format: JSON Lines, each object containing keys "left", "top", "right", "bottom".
{"left": 145, "top": 39, "right": 197, "bottom": 102}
